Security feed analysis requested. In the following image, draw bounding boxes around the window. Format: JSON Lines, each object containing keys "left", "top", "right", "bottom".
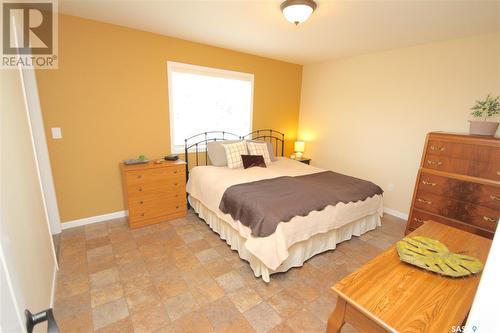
{"left": 167, "top": 62, "right": 254, "bottom": 153}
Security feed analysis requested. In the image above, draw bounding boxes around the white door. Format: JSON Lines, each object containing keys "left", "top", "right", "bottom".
{"left": 19, "top": 63, "right": 62, "bottom": 235}
{"left": 0, "top": 13, "right": 59, "bottom": 333}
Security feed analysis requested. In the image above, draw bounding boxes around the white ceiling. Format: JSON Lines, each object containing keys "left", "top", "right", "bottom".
{"left": 59, "top": 0, "right": 500, "bottom": 65}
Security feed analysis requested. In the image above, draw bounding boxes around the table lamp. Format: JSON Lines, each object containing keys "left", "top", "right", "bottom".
{"left": 294, "top": 141, "right": 305, "bottom": 159}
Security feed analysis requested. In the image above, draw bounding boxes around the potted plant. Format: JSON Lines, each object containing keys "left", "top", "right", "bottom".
{"left": 469, "top": 94, "right": 500, "bottom": 136}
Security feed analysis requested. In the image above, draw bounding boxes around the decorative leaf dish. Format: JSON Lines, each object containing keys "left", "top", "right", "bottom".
{"left": 123, "top": 159, "right": 149, "bottom": 165}
{"left": 396, "top": 236, "right": 484, "bottom": 277}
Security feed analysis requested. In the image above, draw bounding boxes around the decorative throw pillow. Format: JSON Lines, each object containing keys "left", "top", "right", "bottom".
{"left": 207, "top": 140, "right": 240, "bottom": 166}
{"left": 247, "top": 140, "right": 277, "bottom": 161}
{"left": 241, "top": 155, "right": 267, "bottom": 169}
{"left": 247, "top": 141, "right": 271, "bottom": 164}
{"left": 222, "top": 141, "right": 248, "bottom": 169}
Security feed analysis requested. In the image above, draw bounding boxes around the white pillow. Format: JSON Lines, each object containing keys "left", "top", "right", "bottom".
{"left": 223, "top": 141, "right": 248, "bottom": 169}
{"left": 247, "top": 141, "right": 271, "bottom": 164}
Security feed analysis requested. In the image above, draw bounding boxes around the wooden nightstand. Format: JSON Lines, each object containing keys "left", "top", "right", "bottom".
{"left": 292, "top": 157, "right": 311, "bottom": 165}
{"left": 120, "top": 160, "right": 187, "bottom": 228}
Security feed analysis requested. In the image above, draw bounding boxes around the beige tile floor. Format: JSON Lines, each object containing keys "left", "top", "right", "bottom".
{"left": 54, "top": 211, "right": 405, "bottom": 333}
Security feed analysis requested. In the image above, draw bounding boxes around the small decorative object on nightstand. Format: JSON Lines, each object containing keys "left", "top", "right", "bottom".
{"left": 120, "top": 159, "right": 187, "bottom": 229}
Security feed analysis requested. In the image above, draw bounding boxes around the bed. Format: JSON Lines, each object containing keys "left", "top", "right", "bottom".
{"left": 185, "top": 130, "right": 383, "bottom": 282}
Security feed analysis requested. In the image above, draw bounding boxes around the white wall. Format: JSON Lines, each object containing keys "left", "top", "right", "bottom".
{"left": 299, "top": 33, "right": 500, "bottom": 215}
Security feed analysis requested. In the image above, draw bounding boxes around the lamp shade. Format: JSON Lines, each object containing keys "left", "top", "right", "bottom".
{"left": 294, "top": 141, "right": 305, "bottom": 153}
{"left": 281, "top": 0, "right": 317, "bottom": 25}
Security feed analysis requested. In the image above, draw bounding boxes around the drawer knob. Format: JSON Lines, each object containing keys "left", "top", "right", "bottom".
{"left": 483, "top": 216, "right": 497, "bottom": 223}
{"left": 139, "top": 201, "right": 144, "bottom": 204}
{"left": 490, "top": 195, "right": 500, "bottom": 201}
{"left": 176, "top": 205, "right": 179, "bottom": 209}
{"left": 138, "top": 187, "right": 143, "bottom": 191}
{"left": 174, "top": 182, "right": 178, "bottom": 186}
{"left": 174, "top": 170, "right": 178, "bottom": 174}
{"left": 137, "top": 175, "right": 142, "bottom": 179}
{"left": 175, "top": 194, "right": 179, "bottom": 198}
{"left": 430, "top": 145, "right": 446, "bottom": 152}
{"left": 414, "top": 217, "right": 424, "bottom": 223}
{"left": 426, "top": 160, "right": 442, "bottom": 166}
{"left": 417, "top": 198, "right": 432, "bottom": 204}
{"left": 421, "top": 180, "right": 437, "bottom": 186}
{"left": 141, "top": 213, "right": 145, "bottom": 217}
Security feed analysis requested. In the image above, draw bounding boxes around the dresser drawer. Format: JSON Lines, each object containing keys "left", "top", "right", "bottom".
{"left": 414, "top": 191, "right": 498, "bottom": 231}
{"left": 128, "top": 192, "right": 184, "bottom": 210}
{"left": 418, "top": 172, "right": 500, "bottom": 209}
{"left": 407, "top": 209, "right": 494, "bottom": 238}
{"left": 127, "top": 178, "right": 185, "bottom": 197}
{"left": 126, "top": 165, "right": 184, "bottom": 185}
{"left": 128, "top": 197, "right": 186, "bottom": 221}
{"left": 426, "top": 140, "right": 500, "bottom": 164}
{"left": 423, "top": 156, "right": 500, "bottom": 181}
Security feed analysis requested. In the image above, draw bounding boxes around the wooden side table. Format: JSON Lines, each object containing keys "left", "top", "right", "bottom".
{"left": 292, "top": 157, "right": 311, "bottom": 165}
{"left": 327, "top": 221, "right": 491, "bottom": 333}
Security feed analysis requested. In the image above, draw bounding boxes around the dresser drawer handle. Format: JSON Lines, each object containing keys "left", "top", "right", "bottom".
{"left": 175, "top": 194, "right": 179, "bottom": 198}
{"left": 139, "top": 201, "right": 144, "bottom": 204}
{"left": 490, "top": 195, "right": 500, "bottom": 201}
{"left": 138, "top": 187, "right": 143, "bottom": 191}
{"left": 417, "top": 198, "right": 432, "bottom": 204}
{"left": 421, "top": 180, "right": 437, "bottom": 186}
{"left": 174, "top": 182, "right": 178, "bottom": 186}
{"left": 176, "top": 205, "right": 180, "bottom": 209}
{"left": 426, "top": 160, "right": 442, "bottom": 166}
{"left": 413, "top": 217, "right": 424, "bottom": 223}
{"left": 141, "top": 213, "right": 145, "bottom": 217}
{"left": 137, "top": 175, "right": 143, "bottom": 179}
{"left": 483, "top": 216, "right": 497, "bottom": 223}
{"left": 174, "top": 170, "right": 178, "bottom": 174}
{"left": 430, "top": 145, "right": 446, "bottom": 152}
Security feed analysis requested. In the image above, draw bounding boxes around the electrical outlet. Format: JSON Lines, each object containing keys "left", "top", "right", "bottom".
{"left": 387, "top": 183, "right": 395, "bottom": 192}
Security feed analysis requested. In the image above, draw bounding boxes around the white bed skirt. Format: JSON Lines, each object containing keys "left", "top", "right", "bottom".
{"left": 189, "top": 197, "right": 381, "bottom": 282}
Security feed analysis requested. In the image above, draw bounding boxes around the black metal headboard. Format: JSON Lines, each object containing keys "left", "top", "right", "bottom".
{"left": 184, "top": 129, "right": 285, "bottom": 180}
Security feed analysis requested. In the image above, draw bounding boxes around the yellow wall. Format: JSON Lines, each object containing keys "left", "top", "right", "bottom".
{"left": 1, "top": 68, "right": 56, "bottom": 329}
{"left": 36, "top": 15, "right": 302, "bottom": 223}
{"left": 299, "top": 33, "right": 500, "bottom": 215}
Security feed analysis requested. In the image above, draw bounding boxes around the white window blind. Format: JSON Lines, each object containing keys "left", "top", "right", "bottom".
{"left": 167, "top": 62, "right": 254, "bottom": 153}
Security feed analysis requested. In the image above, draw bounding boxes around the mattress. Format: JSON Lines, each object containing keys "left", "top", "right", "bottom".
{"left": 186, "top": 157, "right": 384, "bottom": 272}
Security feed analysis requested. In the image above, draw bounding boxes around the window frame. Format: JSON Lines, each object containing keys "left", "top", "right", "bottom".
{"left": 167, "top": 61, "right": 254, "bottom": 154}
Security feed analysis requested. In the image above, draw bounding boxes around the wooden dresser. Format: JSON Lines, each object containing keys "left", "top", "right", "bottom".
{"left": 406, "top": 132, "right": 500, "bottom": 238}
{"left": 121, "top": 160, "right": 187, "bottom": 228}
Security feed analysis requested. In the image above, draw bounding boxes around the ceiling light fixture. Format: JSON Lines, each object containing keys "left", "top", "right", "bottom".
{"left": 281, "top": 0, "right": 317, "bottom": 25}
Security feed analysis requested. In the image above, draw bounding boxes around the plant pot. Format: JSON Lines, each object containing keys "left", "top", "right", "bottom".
{"left": 468, "top": 120, "right": 499, "bottom": 136}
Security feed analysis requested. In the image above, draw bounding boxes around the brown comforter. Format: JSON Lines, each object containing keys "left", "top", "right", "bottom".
{"left": 219, "top": 171, "right": 383, "bottom": 237}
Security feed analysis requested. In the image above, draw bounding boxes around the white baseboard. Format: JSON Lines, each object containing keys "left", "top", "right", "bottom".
{"left": 50, "top": 265, "right": 57, "bottom": 307}
{"left": 61, "top": 210, "right": 127, "bottom": 230}
{"left": 383, "top": 207, "right": 409, "bottom": 221}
